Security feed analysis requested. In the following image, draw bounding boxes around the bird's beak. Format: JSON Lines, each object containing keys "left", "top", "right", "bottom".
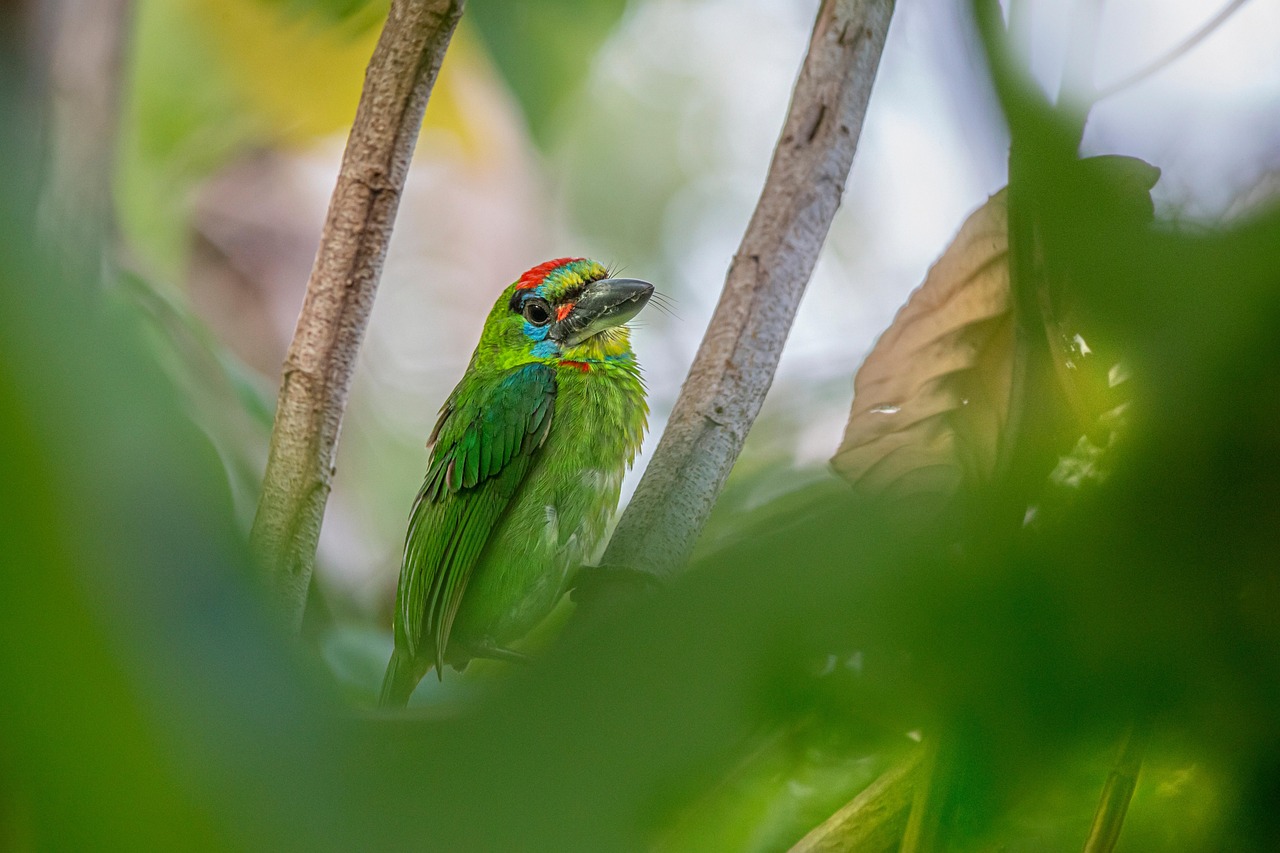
{"left": 551, "top": 277, "right": 654, "bottom": 346}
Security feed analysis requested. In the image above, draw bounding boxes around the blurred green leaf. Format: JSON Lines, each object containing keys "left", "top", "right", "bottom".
{"left": 656, "top": 720, "right": 900, "bottom": 853}
{"left": 467, "top": 0, "right": 629, "bottom": 143}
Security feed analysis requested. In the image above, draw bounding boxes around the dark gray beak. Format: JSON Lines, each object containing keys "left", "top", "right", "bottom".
{"left": 551, "top": 277, "right": 653, "bottom": 346}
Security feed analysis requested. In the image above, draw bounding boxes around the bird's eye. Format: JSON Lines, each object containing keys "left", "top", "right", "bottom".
{"left": 523, "top": 298, "right": 552, "bottom": 326}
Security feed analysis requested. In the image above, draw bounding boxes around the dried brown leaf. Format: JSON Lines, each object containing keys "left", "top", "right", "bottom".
{"left": 832, "top": 190, "right": 1013, "bottom": 503}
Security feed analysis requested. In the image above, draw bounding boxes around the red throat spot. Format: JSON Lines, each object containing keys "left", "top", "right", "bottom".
{"left": 516, "top": 257, "right": 583, "bottom": 290}
{"left": 559, "top": 360, "right": 591, "bottom": 373}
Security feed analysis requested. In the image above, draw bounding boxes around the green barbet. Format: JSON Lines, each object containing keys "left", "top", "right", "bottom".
{"left": 380, "top": 258, "right": 652, "bottom": 707}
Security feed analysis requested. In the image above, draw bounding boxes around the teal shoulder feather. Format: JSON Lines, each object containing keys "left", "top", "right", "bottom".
{"left": 395, "top": 363, "right": 557, "bottom": 671}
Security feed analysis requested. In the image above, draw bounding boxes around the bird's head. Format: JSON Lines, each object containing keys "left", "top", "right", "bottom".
{"left": 477, "top": 258, "right": 653, "bottom": 369}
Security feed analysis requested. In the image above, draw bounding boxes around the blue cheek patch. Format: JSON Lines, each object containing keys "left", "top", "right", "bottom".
{"left": 523, "top": 319, "right": 557, "bottom": 357}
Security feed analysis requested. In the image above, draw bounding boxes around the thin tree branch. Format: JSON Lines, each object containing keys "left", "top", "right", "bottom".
{"left": 36, "top": 0, "right": 133, "bottom": 284}
{"left": 1082, "top": 721, "right": 1150, "bottom": 853}
{"left": 250, "top": 0, "right": 464, "bottom": 630}
{"left": 1092, "top": 0, "right": 1251, "bottom": 101}
{"left": 600, "top": 0, "right": 895, "bottom": 581}
{"left": 898, "top": 736, "right": 946, "bottom": 853}
{"left": 787, "top": 748, "right": 923, "bottom": 853}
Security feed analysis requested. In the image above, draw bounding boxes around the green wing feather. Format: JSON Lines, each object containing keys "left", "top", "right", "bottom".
{"left": 395, "top": 363, "right": 557, "bottom": 672}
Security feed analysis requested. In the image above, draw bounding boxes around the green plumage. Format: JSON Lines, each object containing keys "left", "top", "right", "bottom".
{"left": 380, "top": 260, "right": 650, "bottom": 707}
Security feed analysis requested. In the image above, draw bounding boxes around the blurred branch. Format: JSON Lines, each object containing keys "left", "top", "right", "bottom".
{"left": 970, "top": 0, "right": 1075, "bottom": 517}
{"left": 1082, "top": 721, "right": 1150, "bottom": 853}
{"left": 976, "top": 0, "right": 1160, "bottom": 491}
{"left": 250, "top": 0, "right": 464, "bottom": 630}
{"left": 36, "top": 0, "right": 134, "bottom": 283}
{"left": 1093, "top": 0, "right": 1251, "bottom": 101}
{"left": 876, "top": 6, "right": 1087, "bottom": 849}
{"left": 899, "top": 737, "right": 946, "bottom": 853}
{"left": 788, "top": 748, "right": 923, "bottom": 853}
{"left": 906, "top": 6, "right": 1161, "bottom": 850}
{"left": 599, "top": 0, "right": 895, "bottom": 580}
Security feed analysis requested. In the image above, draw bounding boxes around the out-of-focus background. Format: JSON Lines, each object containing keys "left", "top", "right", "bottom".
{"left": 5, "top": 0, "right": 1280, "bottom": 850}
{"left": 115, "top": 0, "right": 1280, "bottom": 629}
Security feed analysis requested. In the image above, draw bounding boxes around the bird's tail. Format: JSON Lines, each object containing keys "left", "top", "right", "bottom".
{"left": 379, "top": 649, "right": 428, "bottom": 708}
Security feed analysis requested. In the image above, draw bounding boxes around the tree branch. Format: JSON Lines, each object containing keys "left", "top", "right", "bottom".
{"left": 600, "top": 0, "right": 895, "bottom": 580}
{"left": 250, "top": 0, "right": 464, "bottom": 630}
{"left": 1082, "top": 721, "right": 1150, "bottom": 853}
{"left": 37, "top": 0, "right": 134, "bottom": 284}
{"left": 898, "top": 736, "right": 947, "bottom": 853}
{"left": 787, "top": 748, "right": 923, "bottom": 853}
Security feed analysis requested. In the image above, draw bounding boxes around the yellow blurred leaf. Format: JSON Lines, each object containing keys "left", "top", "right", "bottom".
{"left": 188, "top": 0, "right": 482, "bottom": 149}
{"left": 121, "top": 0, "right": 513, "bottom": 274}
{"left": 183, "top": 0, "right": 379, "bottom": 143}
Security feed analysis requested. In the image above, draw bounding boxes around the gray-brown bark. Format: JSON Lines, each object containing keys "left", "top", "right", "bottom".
{"left": 601, "top": 0, "right": 895, "bottom": 579}
{"left": 250, "top": 0, "right": 464, "bottom": 630}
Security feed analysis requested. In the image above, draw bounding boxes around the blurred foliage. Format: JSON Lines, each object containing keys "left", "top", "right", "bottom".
{"left": 465, "top": 0, "right": 630, "bottom": 143}
{"left": 121, "top": 0, "right": 628, "bottom": 274}
{"left": 117, "top": 267, "right": 277, "bottom": 525}
{"left": 6, "top": 1, "right": 1280, "bottom": 851}
{"left": 655, "top": 719, "right": 903, "bottom": 852}
{"left": 235, "top": 0, "right": 631, "bottom": 144}
{"left": 237, "top": 0, "right": 631, "bottom": 140}
{"left": 121, "top": 0, "right": 382, "bottom": 273}
{"left": 256, "top": 0, "right": 384, "bottom": 24}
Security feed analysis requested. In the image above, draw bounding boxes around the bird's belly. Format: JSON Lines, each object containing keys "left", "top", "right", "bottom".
{"left": 449, "top": 460, "right": 624, "bottom": 650}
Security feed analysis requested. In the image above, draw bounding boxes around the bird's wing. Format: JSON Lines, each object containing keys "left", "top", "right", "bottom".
{"left": 395, "top": 363, "right": 557, "bottom": 670}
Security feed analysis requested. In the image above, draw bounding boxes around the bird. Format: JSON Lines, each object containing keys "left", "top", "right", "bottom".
{"left": 379, "top": 258, "right": 653, "bottom": 707}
